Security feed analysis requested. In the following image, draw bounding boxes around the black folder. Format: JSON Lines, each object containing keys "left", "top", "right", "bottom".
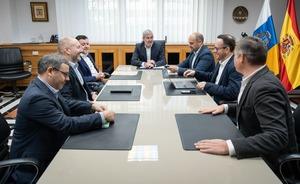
{"left": 163, "top": 81, "right": 205, "bottom": 96}
{"left": 97, "top": 85, "right": 142, "bottom": 101}
{"left": 109, "top": 71, "right": 142, "bottom": 80}
{"left": 62, "top": 113, "right": 140, "bottom": 150}
{"left": 175, "top": 114, "right": 243, "bottom": 150}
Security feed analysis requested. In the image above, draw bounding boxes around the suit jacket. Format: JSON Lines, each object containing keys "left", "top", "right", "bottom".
{"left": 60, "top": 65, "right": 93, "bottom": 101}
{"left": 131, "top": 41, "right": 166, "bottom": 67}
{"left": 227, "top": 66, "right": 297, "bottom": 171}
{"left": 194, "top": 55, "right": 242, "bottom": 104}
{"left": 78, "top": 54, "right": 99, "bottom": 82}
{"left": 10, "top": 78, "right": 103, "bottom": 182}
{"left": 177, "top": 45, "right": 215, "bottom": 75}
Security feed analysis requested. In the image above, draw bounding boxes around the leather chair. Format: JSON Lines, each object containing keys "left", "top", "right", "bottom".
{"left": 0, "top": 113, "right": 39, "bottom": 183}
{"left": 278, "top": 105, "right": 300, "bottom": 184}
{"left": 0, "top": 48, "right": 31, "bottom": 97}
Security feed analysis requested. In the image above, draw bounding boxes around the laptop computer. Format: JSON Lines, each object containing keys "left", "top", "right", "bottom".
{"left": 170, "top": 79, "right": 197, "bottom": 89}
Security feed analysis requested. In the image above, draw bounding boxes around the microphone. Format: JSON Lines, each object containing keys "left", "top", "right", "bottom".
{"left": 241, "top": 32, "right": 248, "bottom": 38}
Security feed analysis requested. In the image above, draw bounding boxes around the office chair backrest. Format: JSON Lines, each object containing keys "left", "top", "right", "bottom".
{"left": 0, "top": 113, "right": 11, "bottom": 178}
{"left": 0, "top": 113, "right": 39, "bottom": 183}
{"left": 155, "top": 40, "right": 166, "bottom": 50}
{"left": 0, "top": 48, "right": 24, "bottom": 76}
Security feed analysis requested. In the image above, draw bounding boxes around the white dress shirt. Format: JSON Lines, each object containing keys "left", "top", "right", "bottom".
{"left": 68, "top": 61, "right": 89, "bottom": 101}
{"left": 215, "top": 54, "right": 233, "bottom": 84}
{"left": 191, "top": 46, "right": 202, "bottom": 69}
{"left": 146, "top": 47, "right": 151, "bottom": 61}
{"left": 81, "top": 53, "right": 98, "bottom": 77}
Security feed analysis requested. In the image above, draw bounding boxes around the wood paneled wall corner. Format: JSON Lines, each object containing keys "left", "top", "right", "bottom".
{"left": 0, "top": 43, "right": 214, "bottom": 87}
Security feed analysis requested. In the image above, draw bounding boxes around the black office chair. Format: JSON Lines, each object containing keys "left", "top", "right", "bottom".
{"left": 0, "top": 113, "right": 39, "bottom": 184}
{"left": 278, "top": 105, "right": 300, "bottom": 184}
{"left": 0, "top": 48, "right": 31, "bottom": 97}
{"left": 155, "top": 37, "right": 166, "bottom": 56}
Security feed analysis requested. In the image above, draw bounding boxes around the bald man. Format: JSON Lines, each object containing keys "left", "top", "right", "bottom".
{"left": 168, "top": 32, "right": 215, "bottom": 75}
{"left": 58, "top": 37, "right": 96, "bottom": 101}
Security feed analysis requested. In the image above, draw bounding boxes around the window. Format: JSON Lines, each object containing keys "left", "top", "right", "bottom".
{"left": 56, "top": 0, "right": 223, "bottom": 43}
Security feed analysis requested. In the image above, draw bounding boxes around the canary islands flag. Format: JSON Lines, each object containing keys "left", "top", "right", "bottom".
{"left": 253, "top": 0, "right": 280, "bottom": 75}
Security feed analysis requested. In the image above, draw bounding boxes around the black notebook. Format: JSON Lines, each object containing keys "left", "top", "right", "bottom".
{"left": 109, "top": 71, "right": 142, "bottom": 80}
{"left": 175, "top": 114, "right": 243, "bottom": 150}
{"left": 62, "top": 113, "right": 140, "bottom": 150}
{"left": 97, "top": 85, "right": 142, "bottom": 101}
{"left": 163, "top": 81, "right": 205, "bottom": 96}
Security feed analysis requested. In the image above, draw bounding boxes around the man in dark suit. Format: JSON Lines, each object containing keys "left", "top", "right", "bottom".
{"left": 9, "top": 53, "right": 115, "bottom": 183}
{"left": 59, "top": 37, "right": 96, "bottom": 101}
{"left": 168, "top": 32, "right": 215, "bottom": 75}
{"left": 131, "top": 29, "right": 166, "bottom": 68}
{"left": 76, "top": 35, "right": 106, "bottom": 92}
{"left": 184, "top": 34, "right": 242, "bottom": 104}
{"left": 194, "top": 37, "right": 297, "bottom": 175}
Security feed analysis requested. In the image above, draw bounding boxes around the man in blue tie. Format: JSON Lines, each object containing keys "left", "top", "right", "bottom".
{"left": 168, "top": 32, "right": 215, "bottom": 75}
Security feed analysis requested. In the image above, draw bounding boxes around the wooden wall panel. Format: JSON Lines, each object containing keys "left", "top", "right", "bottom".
{"left": 0, "top": 43, "right": 214, "bottom": 87}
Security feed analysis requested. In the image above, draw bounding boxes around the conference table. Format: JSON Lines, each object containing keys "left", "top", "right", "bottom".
{"left": 38, "top": 65, "right": 281, "bottom": 184}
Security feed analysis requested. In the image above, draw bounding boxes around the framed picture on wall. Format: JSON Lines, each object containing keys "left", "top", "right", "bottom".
{"left": 30, "top": 2, "right": 48, "bottom": 22}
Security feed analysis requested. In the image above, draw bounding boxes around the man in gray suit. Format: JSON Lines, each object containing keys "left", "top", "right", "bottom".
{"left": 194, "top": 37, "right": 297, "bottom": 174}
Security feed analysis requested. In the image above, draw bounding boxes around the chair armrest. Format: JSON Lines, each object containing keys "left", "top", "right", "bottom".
{"left": 0, "top": 158, "right": 39, "bottom": 184}
{"left": 278, "top": 153, "right": 300, "bottom": 184}
{"left": 278, "top": 153, "right": 300, "bottom": 165}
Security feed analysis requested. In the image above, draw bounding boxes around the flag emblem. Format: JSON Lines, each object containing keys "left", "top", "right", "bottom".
{"left": 280, "top": 34, "right": 294, "bottom": 59}
{"left": 255, "top": 31, "right": 271, "bottom": 48}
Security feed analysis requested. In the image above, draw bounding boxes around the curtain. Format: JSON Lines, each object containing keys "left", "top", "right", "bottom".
{"left": 55, "top": 0, "right": 223, "bottom": 43}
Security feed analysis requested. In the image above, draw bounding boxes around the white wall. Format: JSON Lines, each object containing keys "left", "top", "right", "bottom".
{"left": 0, "top": 0, "right": 299, "bottom": 43}
{"left": 223, "top": 0, "right": 300, "bottom": 41}
{"left": 0, "top": 0, "right": 57, "bottom": 43}
{"left": 0, "top": 0, "right": 14, "bottom": 43}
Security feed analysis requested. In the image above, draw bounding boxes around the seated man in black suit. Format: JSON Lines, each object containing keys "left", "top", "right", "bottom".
{"left": 184, "top": 34, "right": 242, "bottom": 104}
{"left": 168, "top": 32, "right": 215, "bottom": 75}
{"left": 59, "top": 37, "right": 96, "bottom": 101}
{"left": 195, "top": 36, "right": 297, "bottom": 176}
{"left": 76, "top": 35, "right": 106, "bottom": 92}
{"left": 131, "top": 29, "right": 166, "bottom": 68}
{"left": 9, "top": 53, "right": 115, "bottom": 183}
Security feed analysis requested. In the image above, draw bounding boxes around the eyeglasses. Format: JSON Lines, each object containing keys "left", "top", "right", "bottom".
{"left": 53, "top": 68, "right": 69, "bottom": 78}
{"left": 214, "top": 46, "right": 227, "bottom": 51}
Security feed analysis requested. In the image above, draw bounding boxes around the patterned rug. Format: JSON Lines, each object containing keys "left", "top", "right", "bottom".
{"left": 1, "top": 96, "right": 20, "bottom": 147}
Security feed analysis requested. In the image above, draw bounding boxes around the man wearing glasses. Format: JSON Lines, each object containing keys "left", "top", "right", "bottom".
{"left": 9, "top": 54, "right": 115, "bottom": 183}
{"left": 184, "top": 34, "right": 242, "bottom": 104}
